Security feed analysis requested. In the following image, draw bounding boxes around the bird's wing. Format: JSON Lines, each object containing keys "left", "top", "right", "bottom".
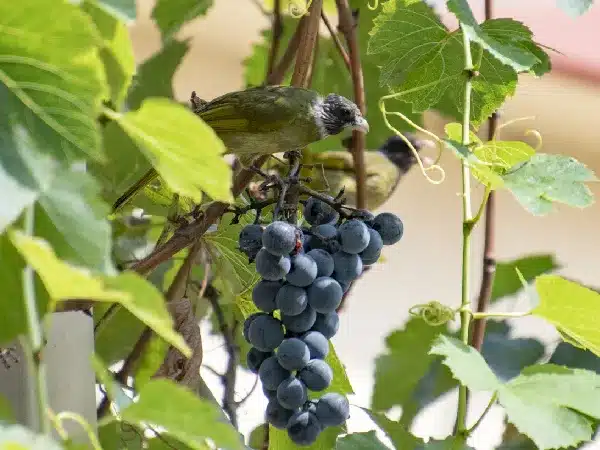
{"left": 198, "top": 86, "right": 317, "bottom": 133}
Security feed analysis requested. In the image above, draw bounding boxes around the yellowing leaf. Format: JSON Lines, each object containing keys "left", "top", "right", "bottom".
{"left": 9, "top": 231, "right": 190, "bottom": 357}
{"left": 534, "top": 275, "right": 600, "bottom": 357}
{"left": 110, "top": 98, "right": 233, "bottom": 203}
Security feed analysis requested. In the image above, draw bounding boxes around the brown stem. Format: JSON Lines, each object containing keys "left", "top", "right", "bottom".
{"left": 335, "top": 0, "right": 367, "bottom": 209}
{"left": 321, "top": 10, "right": 351, "bottom": 71}
{"left": 291, "top": 0, "right": 324, "bottom": 87}
{"left": 470, "top": 111, "right": 499, "bottom": 351}
{"left": 266, "top": 0, "right": 283, "bottom": 78}
{"left": 267, "top": 17, "right": 306, "bottom": 85}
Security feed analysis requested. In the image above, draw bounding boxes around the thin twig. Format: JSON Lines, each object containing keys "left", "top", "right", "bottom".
{"left": 321, "top": 10, "right": 351, "bottom": 71}
{"left": 235, "top": 376, "right": 259, "bottom": 406}
{"left": 266, "top": 0, "right": 283, "bottom": 78}
{"left": 291, "top": 0, "right": 324, "bottom": 87}
{"left": 267, "top": 17, "right": 306, "bottom": 85}
{"left": 335, "top": 0, "right": 368, "bottom": 209}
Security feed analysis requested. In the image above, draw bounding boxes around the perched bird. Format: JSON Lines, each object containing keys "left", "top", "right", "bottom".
{"left": 112, "top": 85, "right": 368, "bottom": 212}
{"left": 303, "top": 134, "right": 433, "bottom": 210}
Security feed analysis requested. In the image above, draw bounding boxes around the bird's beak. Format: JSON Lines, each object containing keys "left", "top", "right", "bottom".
{"left": 351, "top": 116, "right": 369, "bottom": 134}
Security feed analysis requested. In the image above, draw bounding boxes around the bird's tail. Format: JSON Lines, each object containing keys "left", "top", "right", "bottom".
{"left": 112, "top": 168, "right": 159, "bottom": 213}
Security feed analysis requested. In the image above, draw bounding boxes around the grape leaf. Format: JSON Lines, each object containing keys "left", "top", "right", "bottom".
{"left": 557, "top": 0, "right": 595, "bottom": 17}
{"left": 0, "top": 424, "right": 63, "bottom": 449}
{"left": 549, "top": 342, "right": 600, "bottom": 373}
{"left": 128, "top": 38, "right": 190, "bottom": 110}
{"left": 0, "top": 0, "right": 107, "bottom": 230}
{"left": 420, "top": 437, "right": 475, "bottom": 449}
{"left": 98, "top": 422, "right": 143, "bottom": 450}
{"left": 151, "top": 0, "right": 214, "bottom": 42}
{"left": 94, "top": 301, "right": 146, "bottom": 363}
{"left": 109, "top": 98, "right": 233, "bottom": 203}
{"left": 503, "top": 154, "right": 597, "bottom": 215}
{"left": 447, "top": 0, "right": 538, "bottom": 71}
{"left": 481, "top": 321, "right": 544, "bottom": 381}
{"left": 491, "top": 254, "right": 560, "bottom": 302}
{"left": 368, "top": 1, "right": 546, "bottom": 126}
{"left": 372, "top": 318, "right": 447, "bottom": 411}
{"left": 119, "top": 379, "right": 243, "bottom": 450}
{"left": 82, "top": 0, "right": 135, "bottom": 106}
{"left": 335, "top": 431, "right": 389, "bottom": 449}
{"left": 497, "top": 365, "right": 600, "bottom": 449}
{"left": 9, "top": 231, "right": 191, "bottom": 357}
{"left": 134, "top": 335, "right": 170, "bottom": 390}
{"left": 443, "top": 139, "right": 503, "bottom": 188}
{"left": 269, "top": 424, "right": 343, "bottom": 450}
{"left": 35, "top": 166, "right": 113, "bottom": 273}
{"left": 534, "top": 275, "right": 600, "bottom": 357}
{"left": 363, "top": 409, "right": 424, "bottom": 449}
{"left": 429, "top": 335, "right": 500, "bottom": 392}
{"left": 96, "top": 0, "right": 136, "bottom": 21}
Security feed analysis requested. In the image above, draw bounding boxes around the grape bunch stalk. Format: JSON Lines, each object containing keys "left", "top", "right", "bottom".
{"left": 234, "top": 153, "right": 404, "bottom": 446}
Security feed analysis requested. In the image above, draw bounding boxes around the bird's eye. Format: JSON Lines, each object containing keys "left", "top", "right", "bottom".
{"left": 340, "top": 108, "right": 352, "bottom": 119}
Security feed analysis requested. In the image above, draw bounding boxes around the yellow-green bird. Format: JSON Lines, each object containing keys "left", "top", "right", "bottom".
{"left": 112, "top": 85, "right": 369, "bottom": 212}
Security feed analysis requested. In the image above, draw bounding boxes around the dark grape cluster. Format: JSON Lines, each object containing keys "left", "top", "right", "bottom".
{"left": 238, "top": 196, "right": 404, "bottom": 445}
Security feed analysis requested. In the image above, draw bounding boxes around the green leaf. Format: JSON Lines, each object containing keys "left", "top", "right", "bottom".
{"left": 372, "top": 318, "right": 446, "bottom": 411}
{"left": 0, "top": 394, "right": 15, "bottom": 424}
{"left": 98, "top": 421, "right": 143, "bottom": 450}
{"left": 444, "top": 139, "right": 503, "bottom": 188}
{"left": 0, "top": 424, "right": 64, "bottom": 449}
{"left": 0, "top": 0, "right": 107, "bottom": 230}
{"left": 368, "top": 1, "right": 546, "bottom": 126}
{"left": 269, "top": 425, "right": 343, "bottom": 450}
{"left": 497, "top": 364, "right": 600, "bottom": 449}
{"left": 151, "top": 0, "right": 214, "bottom": 42}
{"left": 534, "top": 275, "right": 600, "bottom": 357}
{"left": 134, "top": 335, "right": 170, "bottom": 389}
{"left": 481, "top": 321, "right": 545, "bottom": 381}
{"left": 9, "top": 232, "right": 191, "bottom": 357}
{"left": 557, "top": 0, "right": 595, "bottom": 17}
{"left": 109, "top": 98, "right": 233, "bottom": 203}
{"left": 503, "top": 154, "right": 597, "bottom": 215}
{"left": 120, "top": 379, "right": 243, "bottom": 450}
{"left": 94, "top": 302, "right": 146, "bottom": 363}
{"left": 549, "top": 342, "right": 600, "bottom": 373}
{"left": 429, "top": 335, "right": 500, "bottom": 391}
{"left": 491, "top": 254, "right": 560, "bottom": 302}
{"left": 447, "top": 0, "right": 538, "bottom": 71}
{"left": 420, "top": 437, "right": 475, "bottom": 449}
{"left": 147, "top": 436, "right": 199, "bottom": 450}
{"left": 128, "top": 39, "right": 190, "bottom": 110}
{"left": 363, "top": 409, "right": 424, "bottom": 449}
{"left": 82, "top": 0, "right": 135, "bottom": 106}
{"left": 248, "top": 424, "right": 268, "bottom": 449}
{"left": 335, "top": 431, "right": 389, "bottom": 449}
{"left": 96, "top": 0, "right": 136, "bottom": 21}
{"left": 35, "top": 166, "right": 113, "bottom": 272}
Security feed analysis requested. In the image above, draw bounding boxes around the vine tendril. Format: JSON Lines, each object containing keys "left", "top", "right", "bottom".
{"left": 289, "top": 0, "right": 312, "bottom": 17}
{"left": 409, "top": 301, "right": 456, "bottom": 326}
{"left": 367, "top": 0, "right": 379, "bottom": 10}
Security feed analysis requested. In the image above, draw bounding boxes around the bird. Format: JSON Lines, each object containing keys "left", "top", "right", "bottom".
{"left": 112, "top": 85, "right": 369, "bottom": 212}
{"left": 260, "top": 133, "right": 433, "bottom": 210}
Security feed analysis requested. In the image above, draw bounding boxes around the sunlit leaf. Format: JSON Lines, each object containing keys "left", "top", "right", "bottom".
{"left": 95, "top": 0, "right": 136, "bottom": 21}
{"left": 491, "top": 254, "right": 559, "bottom": 302}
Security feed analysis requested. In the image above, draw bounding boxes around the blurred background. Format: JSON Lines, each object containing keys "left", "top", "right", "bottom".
{"left": 128, "top": 0, "right": 600, "bottom": 448}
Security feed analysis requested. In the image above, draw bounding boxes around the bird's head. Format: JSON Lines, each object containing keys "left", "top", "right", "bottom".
{"left": 315, "top": 94, "right": 369, "bottom": 137}
{"left": 379, "top": 134, "right": 435, "bottom": 174}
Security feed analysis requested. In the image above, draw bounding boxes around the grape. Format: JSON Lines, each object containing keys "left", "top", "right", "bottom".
{"left": 337, "top": 279, "right": 351, "bottom": 293}
{"left": 355, "top": 209, "right": 375, "bottom": 227}
{"left": 248, "top": 315, "right": 284, "bottom": 351}
{"left": 277, "top": 376, "right": 308, "bottom": 410}
{"left": 286, "top": 254, "right": 318, "bottom": 287}
{"left": 300, "top": 331, "right": 329, "bottom": 360}
{"left": 243, "top": 312, "right": 267, "bottom": 342}
{"left": 332, "top": 251, "right": 363, "bottom": 282}
{"left": 315, "top": 393, "right": 350, "bottom": 427}
{"left": 238, "top": 224, "right": 264, "bottom": 260}
{"left": 307, "top": 277, "right": 343, "bottom": 313}
{"left": 281, "top": 306, "right": 317, "bottom": 333}
{"left": 262, "top": 221, "right": 299, "bottom": 256}
{"left": 372, "top": 212, "right": 404, "bottom": 245}
{"left": 338, "top": 219, "right": 370, "bottom": 254}
{"left": 276, "top": 338, "right": 310, "bottom": 371}
{"left": 252, "top": 280, "right": 282, "bottom": 312}
{"left": 307, "top": 249, "right": 334, "bottom": 277}
{"left": 259, "top": 356, "right": 291, "bottom": 390}
{"left": 263, "top": 385, "right": 278, "bottom": 401}
{"left": 311, "top": 312, "right": 340, "bottom": 339}
{"left": 359, "top": 228, "right": 383, "bottom": 265}
{"left": 298, "top": 360, "right": 333, "bottom": 391}
{"left": 304, "top": 196, "right": 339, "bottom": 226}
{"left": 266, "top": 399, "right": 295, "bottom": 429}
{"left": 302, "top": 234, "right": 314, "bottom": 252}
{"left": 276, "top": 284, "right": 308, "bottom": 316}
{"left": 310, "top": 224, "right": 340, "bottom": 253}
{"left": 287, "top": 410, "right": 322, "bottom": 446}
{"left": 247, "top": 347, "right": 272, "bottom": 373}
{"left": 255, "top": 248, "right": 291, "bottom": 281}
